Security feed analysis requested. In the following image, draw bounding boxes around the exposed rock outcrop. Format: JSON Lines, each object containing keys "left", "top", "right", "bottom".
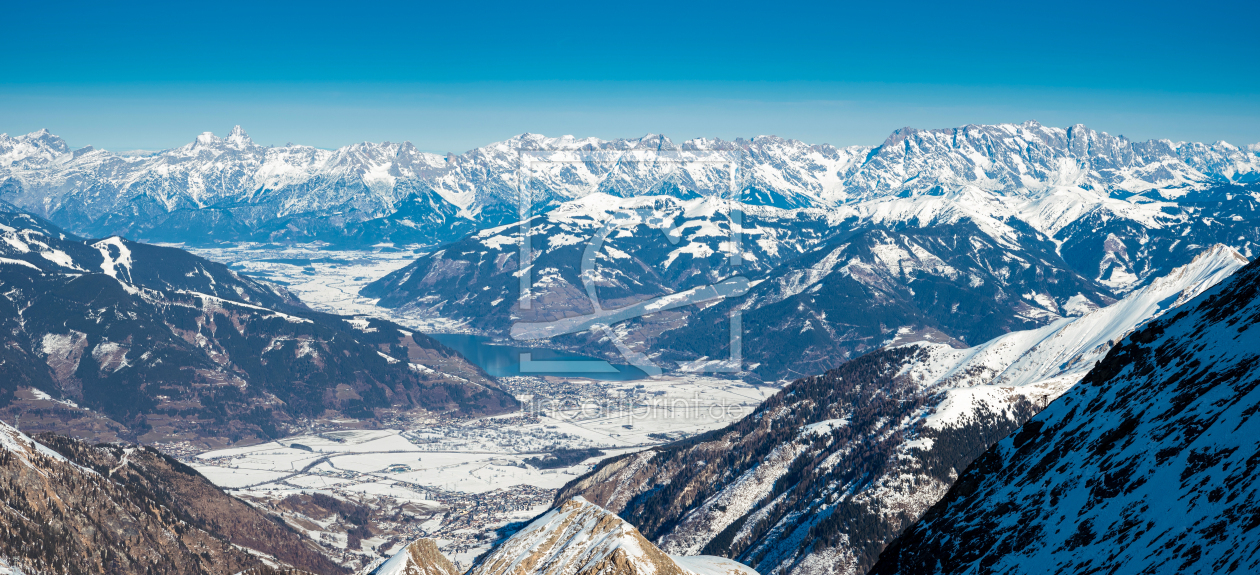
{"left": 468, "top": 497, "right": 756, "bottom": 575}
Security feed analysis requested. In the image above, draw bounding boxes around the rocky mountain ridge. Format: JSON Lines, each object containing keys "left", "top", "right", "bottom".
{"left": 464, "top": 497, "right": 757, "bottom": 575}
{"left": 0, "top": 421, "right": 343, "bottom": 574}
{"left": 365, "top": 539, "right": 457, "bottom": 575}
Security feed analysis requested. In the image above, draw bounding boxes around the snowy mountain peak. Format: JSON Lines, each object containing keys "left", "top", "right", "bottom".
{"left": 1, "top": 122, "right": 1257, "bottom": 248}
{"left": 193, "top": 131, "right": 219, "bottom": 147}
{"left": 226, "top": 125, "right": 252, "bottom": 149}
{"left": 0, "top": 129, "right": 70, "bottom": 167}
{"left": 1181, "top": 242, "right": 1249, "bottom": 270}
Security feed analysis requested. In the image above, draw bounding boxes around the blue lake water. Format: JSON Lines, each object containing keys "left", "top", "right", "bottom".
{"left": 431, "top": 334, "right": 649, "bottom": 381}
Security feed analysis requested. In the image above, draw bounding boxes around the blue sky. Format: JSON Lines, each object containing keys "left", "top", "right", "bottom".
{"left": 2, "top": 0, "right": 1257, "bottom": 152}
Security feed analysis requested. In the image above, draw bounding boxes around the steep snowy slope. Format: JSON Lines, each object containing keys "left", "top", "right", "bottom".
{"left": 556, "top": 247, "right": 1247, "bottom": 575}
{"left": 0, "top": 422, "right": 342, "bottom": 574}
{"left": 467, "top": 497, "right": 756, "bottom": 575}
{"left": 0, "top": 209, "right": 514, "bottom": 445}
{"left": 901, "top": 244, "right": 1249, "bottom": 421}
{"left": 871, "top": 249, "right": 1260, "bottom": 575}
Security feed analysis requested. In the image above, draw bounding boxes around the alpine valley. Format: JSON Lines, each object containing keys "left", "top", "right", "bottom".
{"left": 0, "top": 121, "right": 1259, "bottom": 575}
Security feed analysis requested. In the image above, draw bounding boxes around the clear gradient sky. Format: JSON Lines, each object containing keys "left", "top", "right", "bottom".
{"left": 2, "top": 0, "right": 1257, "bottom": 152}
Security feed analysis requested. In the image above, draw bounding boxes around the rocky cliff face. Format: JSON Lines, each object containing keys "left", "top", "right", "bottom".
{"left": 870, "top": 241, "right": 1260, "bottom": 574}
{"left": 466, "top": 497, "right": 756, "bottom": 575}
{"left": 0, "top": 422, "right": 343, "bottom": 574}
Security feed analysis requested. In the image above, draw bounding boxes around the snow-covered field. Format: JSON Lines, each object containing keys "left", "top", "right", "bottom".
{"left": 191, "top": 375, "right": 772, "bottom": 569}
{"left": 184, "top": 243, "right": 472, "bottom": 331}
{"left": 196, "top": 374, "right": 768, "bottom": 495}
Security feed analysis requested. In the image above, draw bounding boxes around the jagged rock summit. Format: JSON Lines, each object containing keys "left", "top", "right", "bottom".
{"left": 469, "top": 497, "right": 757, "bottom": 575}
{"left": 368, "top": 539, "right": 458, "bottom": 575}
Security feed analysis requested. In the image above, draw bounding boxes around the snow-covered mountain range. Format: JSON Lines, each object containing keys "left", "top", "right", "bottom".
{"left": 363, "top": 179, "right": 1258, "bottom": 381}
{"left": 6, "top": 124, "right": 1259, "bottom": 380}
{"left": 871, "top": 245, "right": 1260, "bottom": 575}
{"left": 557, "top": 246, "right": 1247, "bottom": 575}
{"left": 1, "top": 122, "right": 1257, "bottom": 248}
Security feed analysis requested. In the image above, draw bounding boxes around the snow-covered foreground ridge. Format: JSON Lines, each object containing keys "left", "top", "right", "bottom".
{"left": 468, "top": 497, "right": 757, "bottom": 575}
{"left": 1, "top": 121, "right": 1257, "bottom": 243}
{"left": 555, "top": 246, "right": 1248, "bottom": 575}
{"left": 870, "top": 229, "right": 1260, "bottom": 575}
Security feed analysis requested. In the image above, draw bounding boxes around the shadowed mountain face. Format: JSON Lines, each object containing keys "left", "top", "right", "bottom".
{"left": 870, "top": 256, "right": 1260, "bottom": 574}
{"left": 0, "top": 210, "right": 516, "bottom": 446}
{"left": 0, "top": 422, "right": 344, "bottom": 575}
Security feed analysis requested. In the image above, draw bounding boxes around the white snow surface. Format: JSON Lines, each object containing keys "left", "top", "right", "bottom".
{"left": 670, "top": 555, "right": 759, "bottom": 575}
{"left": 908, "top": 244, "right": 1248, "bottom": 429}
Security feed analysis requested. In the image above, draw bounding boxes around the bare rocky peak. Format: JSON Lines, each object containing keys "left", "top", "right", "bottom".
{"left": 368, "top": 539, "right": 458, "bottom": 575}
{"left": 469, "top": 497, "right": 756, "bottom": 575}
